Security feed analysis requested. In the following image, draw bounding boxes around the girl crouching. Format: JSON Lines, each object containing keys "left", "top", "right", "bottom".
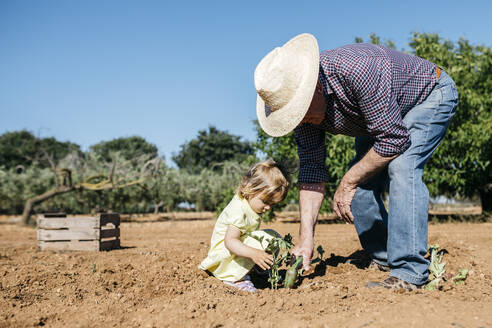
{"left": 198, "top": 159, "right": 290, "bottom": 292}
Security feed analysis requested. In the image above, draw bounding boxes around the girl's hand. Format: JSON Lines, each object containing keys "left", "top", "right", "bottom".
{"left": 251, "top": 249, "right": 273, "bottom": 270}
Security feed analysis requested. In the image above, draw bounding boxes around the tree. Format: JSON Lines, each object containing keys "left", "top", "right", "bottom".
{"left": 180, "top": 161, "right": 252, "bottom": 211}
{"left": 20, "top": 151, "right": 159, "bottom": 224}
{"left": 0, "top": 130, "right": 81, "bottom": 169}
{"left": 0, "top": 166, "right": 55, "bottom": 214}
{"left": 137, "top": 160, "right": 185, "bottom": 213}
{"left": 408, "top": 33, "right": 492, "bottom": 211}
{"left": 90, "top": 136, "right": 159, "bottom": 163}
{"left": 355, "top": 33, "right": 396, "bottom": 50}
{"left": 172, "top": 126, "right": 256, "bottom": 174}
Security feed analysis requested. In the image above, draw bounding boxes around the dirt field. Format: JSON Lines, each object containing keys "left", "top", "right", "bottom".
{"left": 1, "top": 215, "right": 491, "bottom": 328}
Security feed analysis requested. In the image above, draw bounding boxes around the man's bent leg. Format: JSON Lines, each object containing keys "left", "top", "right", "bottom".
{"left": 387, "top": 71, "right": 458, "bottom": 285}
{"left": 351, "top": 136, "right": 389, "bottom": 266}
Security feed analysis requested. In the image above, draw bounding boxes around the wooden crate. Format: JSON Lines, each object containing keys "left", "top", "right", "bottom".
{"left": 37, "top": 213, "right": 120, "bottom": 251}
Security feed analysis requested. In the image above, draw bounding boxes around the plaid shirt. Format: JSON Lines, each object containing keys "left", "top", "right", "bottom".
{"left": 295, "top": 43, "right": 438, "bottom": 183}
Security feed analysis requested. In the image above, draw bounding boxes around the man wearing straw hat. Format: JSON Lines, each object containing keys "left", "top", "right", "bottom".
{"left": 254, "top": 33, "right": 458, "bottom": 291}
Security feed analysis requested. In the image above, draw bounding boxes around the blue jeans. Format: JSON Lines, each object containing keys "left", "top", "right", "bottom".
{"left": 350, "top": 71, "right": 458, "bottom": 285}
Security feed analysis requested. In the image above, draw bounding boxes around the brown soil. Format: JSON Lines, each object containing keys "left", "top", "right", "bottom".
{"left": 1, "top": 217, "right": 491, "bottom": 328}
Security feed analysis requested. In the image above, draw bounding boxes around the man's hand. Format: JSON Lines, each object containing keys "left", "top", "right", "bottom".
{"left": 250, "top": 249, "right": 273, "bottom": 270}
{"left": 291, "top": 238, "right": 314, "bottom": 271}
{"left": 333, "top": 148, "right": 397, "bottom": 223}
{"left": 333, "top": 180, "right": 357, "bottom": 224}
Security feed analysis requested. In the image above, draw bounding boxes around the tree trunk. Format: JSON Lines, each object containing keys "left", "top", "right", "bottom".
{"left": 153, "top": 201, "right": 164, "bottom": 214}
{"left": 195, "top": 201, "right": 204, "bottom": 212}
{"left": 480, "top": 183, "right": 492, "bottom": 212}
{"left": 21, "top": 186, "right": 76, "bottom": 225}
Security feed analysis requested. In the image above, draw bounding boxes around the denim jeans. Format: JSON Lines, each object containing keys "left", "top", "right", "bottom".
{"left": 350, "top": 71, "right": 458, "bottom": 285}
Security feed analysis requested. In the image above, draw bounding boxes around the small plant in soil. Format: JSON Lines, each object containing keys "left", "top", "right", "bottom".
{"left": 251, "top": 233, "right": 326, "bottom": 290}
{"left": 425, "top": 244, "right": 469, "bottom": 291}
{"left": 285, "top": 245, "right": 326, "bottom": 288}
{"left": 264, "top": 234, "right": 294, "bottom": 290}
{"left": 452, "top": 269, "right": 469, "bottom": 285}
{"left": 426, "top": 244, "right": 446, "bottom": 291}
{"left": 284, "top": 255, "right": 303, "bottom": 289}
{"left": 249, "top": 233, "right": 294, "bottom": 289}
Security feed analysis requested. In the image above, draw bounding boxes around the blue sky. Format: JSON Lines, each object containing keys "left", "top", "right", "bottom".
{"left": 1, "top": 0, "right": 491, "bottom": 164}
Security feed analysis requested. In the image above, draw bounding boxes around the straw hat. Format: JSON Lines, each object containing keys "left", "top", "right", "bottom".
{"left": 255, "top": 33, "right": 319, "bottom": 137}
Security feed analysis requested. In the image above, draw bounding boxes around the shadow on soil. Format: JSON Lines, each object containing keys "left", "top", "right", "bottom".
{"left": 114, "top": 245, "right": 136, "bottom": 250}
{"left": 251, "top": 249, "right": 372, "bottom": 290}
{"left": 121, "top": 217, "right": 213, "bottom": 223}
{"left": 429, "top": 213, "right": 491, "bottom": 223}
{"left": 280, "top": 218, "right": 342, "bottom": 224}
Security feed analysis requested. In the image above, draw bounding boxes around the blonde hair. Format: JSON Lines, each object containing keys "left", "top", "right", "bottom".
{"left": 237, "top": 159, "right": 290, "bottom": 204}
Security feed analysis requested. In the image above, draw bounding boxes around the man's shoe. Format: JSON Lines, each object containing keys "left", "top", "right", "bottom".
{"left": 366, "top": 276, "right": 422, "bottom": 291}
{"left": 368, "top": 260, "right": 390, "bottom": 272}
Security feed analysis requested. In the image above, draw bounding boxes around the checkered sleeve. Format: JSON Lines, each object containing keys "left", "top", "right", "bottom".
{"left": 349, "top": 56, "right": 410, "bottom": 157}
{"left": 294, "top": 123, "right": 330, "bottom": 183}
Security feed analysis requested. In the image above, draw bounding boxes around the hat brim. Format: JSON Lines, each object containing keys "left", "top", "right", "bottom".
{"left": 256, "top": 33, "right": 319, "bottom": 137}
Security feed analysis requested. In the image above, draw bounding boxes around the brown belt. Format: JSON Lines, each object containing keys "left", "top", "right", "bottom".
{"left": 436, "top": 66, "right": 442, "bottom": 80}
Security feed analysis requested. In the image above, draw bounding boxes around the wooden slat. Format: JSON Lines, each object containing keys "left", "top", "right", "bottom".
{"left": 99, "top": 213, "right": 120, "bottom": 227}
{"left": 38, "top": 229, "right": 99, "bottom": 241}
{"left": 100, "top": 238, "right": 120, "bottom": 251}
{"left": 100, "top": 228, "right": 120, "bottom": 239}
{"left": 37, "top": 217, "right": 100, "bottom": 229}
{"left": 38, "top": 240, "right": 99, "bottom": 252}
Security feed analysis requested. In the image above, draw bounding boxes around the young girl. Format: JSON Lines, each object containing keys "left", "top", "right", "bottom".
{"left": 198, "top": 159, "right": 290, "bottom": 292}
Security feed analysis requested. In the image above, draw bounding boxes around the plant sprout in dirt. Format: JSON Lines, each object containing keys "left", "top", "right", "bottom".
{"left": 251, "top": 233, "right": 326, "bottom": 290}
{"left": 425, "top": 244, "right": 469, "bottom": 291}
{"left": 251, "top": 233, "right": 294, "bottom": 290}
{"left": 426, "top": 244, "right": 446, "bottom": 291}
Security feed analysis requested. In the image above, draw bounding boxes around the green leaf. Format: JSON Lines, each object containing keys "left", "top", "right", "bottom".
{"left": 452, "top": 269, "right": 469, "bottom": 285}
{"left": 425, "top": 278, "right": 441, "bottom": 291}
{"left": 426, "top": 244, "right": 446, "bottom": 290}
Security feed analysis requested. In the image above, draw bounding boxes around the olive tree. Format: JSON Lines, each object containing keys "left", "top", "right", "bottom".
{"left": 20, "top": 151, "right": 158, "bottom": 224}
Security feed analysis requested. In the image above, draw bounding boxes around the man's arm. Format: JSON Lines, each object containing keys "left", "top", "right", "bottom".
{"left": 292, "top": 183, "right": 325, "bottom": 270}
{"left": 333, "top": 148, "right": 397, "bottom": 223}
{"left": 292, "top": 121, "right": 329, "bottom": 270}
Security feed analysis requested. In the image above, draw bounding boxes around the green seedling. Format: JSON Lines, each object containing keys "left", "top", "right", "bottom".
{"left": 266, "top": 234, "right": 293, "bottom": 290}
{"left": 250, "top": 233, "right": 293, "bottom": 290}
{"left": 92, "top": 263, "right": 97, "bottom": 273}
{"left": 425, "top": 244, "right": 446, "bottom": 291}
{"left": 425, "top": 245, "right": 470, "bottom": 291}
{"left": 452, "top": 269, "right": 469, "bottom": 285}
{"left": 284, "top": 256, "right": 303, "bottom": 289}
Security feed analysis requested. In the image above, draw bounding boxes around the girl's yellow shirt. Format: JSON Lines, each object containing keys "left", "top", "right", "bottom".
{"left": 198, "top": 194, "right": 274, "bottom": 282}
